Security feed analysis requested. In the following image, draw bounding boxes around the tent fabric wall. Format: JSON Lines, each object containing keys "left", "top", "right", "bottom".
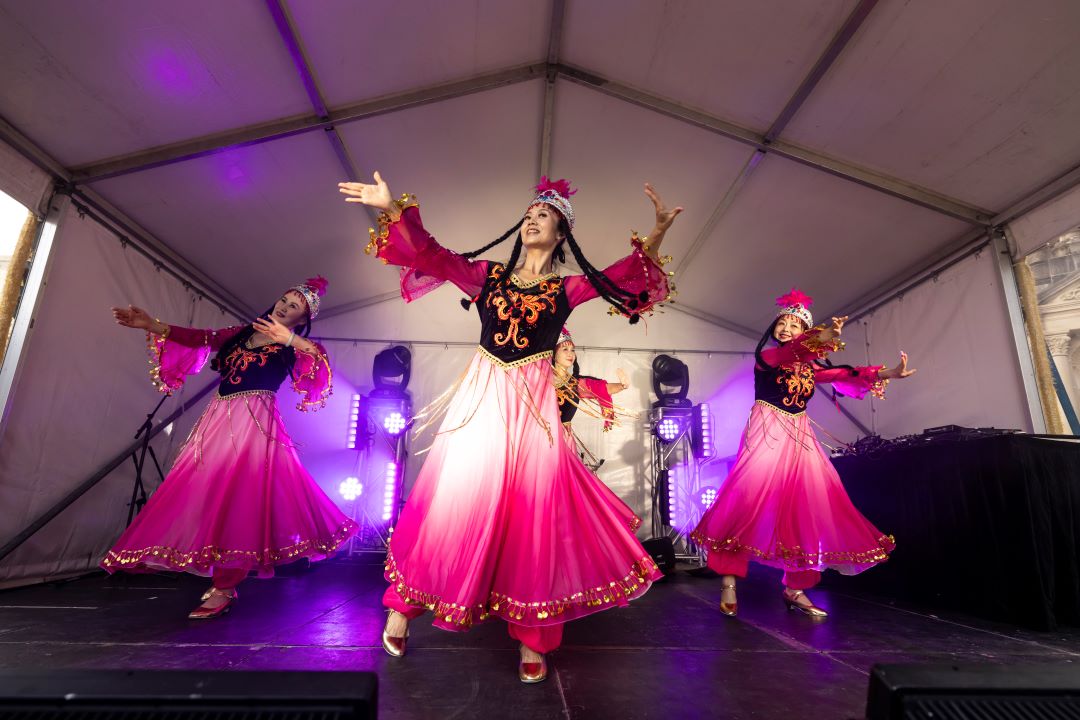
{"left": 1008, "top": 183, "right": 1080, "bottom": 260}
{"left": 820, "top": 248, "right": 1033, "bottom": 439}
{"left": 0, "top": 204, "right": 241, "bottom": 585}
{"left": 0, "top": 138, "right": 51, "bottom": 217}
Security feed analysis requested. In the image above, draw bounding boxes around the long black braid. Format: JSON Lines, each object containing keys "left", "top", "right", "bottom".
{"left": 754, "top": 318, "right": 857, "bottom": 375}
{"left": 211, "top": 304, "right": 312, "bottom": 375}
{"left": 458, "top": 219, "right": 522, "bottom": 311}
{"left": 459, "top": 213, "right": 650, "bottom": 322}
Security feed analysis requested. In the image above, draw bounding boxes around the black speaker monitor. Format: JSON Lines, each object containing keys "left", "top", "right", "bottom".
{"left": 0, "top": 669, "right": 377, "bottom": 719}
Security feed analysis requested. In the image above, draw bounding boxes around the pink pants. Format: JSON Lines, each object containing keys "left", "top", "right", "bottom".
{"left": 707, "top": 550, "right": 821, "bottom": 591}
{"left": 382, "top": 584, "right": 564, "bottom": 654}
{"left": 211, "top": 568, "right": 248, "bottom": 590}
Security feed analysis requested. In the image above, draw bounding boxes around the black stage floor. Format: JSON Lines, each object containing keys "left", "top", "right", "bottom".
{"left": 0, "top": 558, "right": 1077, "bottom": 719}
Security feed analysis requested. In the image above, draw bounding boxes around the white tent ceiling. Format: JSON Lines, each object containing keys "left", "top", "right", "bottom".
{"left": 2, "top": 0, "right": 1079, "bottom": 336}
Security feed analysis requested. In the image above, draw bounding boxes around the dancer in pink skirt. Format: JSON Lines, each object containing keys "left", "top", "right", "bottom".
{"left": 691, "top": 289, "right": 916, "bottom": 618}
{"left": 339, "top": 173, "right": 680, "bottom": 682}
{"left": 552, "top": 326, "right": 630, "bottom": 469}
{"left": 101, "top": 277, "right": 357, "bottom": 619}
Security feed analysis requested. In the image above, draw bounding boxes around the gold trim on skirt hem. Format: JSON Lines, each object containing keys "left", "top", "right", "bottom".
{"left": 101, "top": 519, "right": 358, "bottom": 573}
{"left": 689, "top": 529, "right": 896, "bottom": 571}
{"left": 384, "top": 549, "right": 658, "bottom": 628}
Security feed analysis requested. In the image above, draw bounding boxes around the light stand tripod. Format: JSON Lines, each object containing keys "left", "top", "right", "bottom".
{"left": 126, "top": 394, "right": 169, "bottom": 526}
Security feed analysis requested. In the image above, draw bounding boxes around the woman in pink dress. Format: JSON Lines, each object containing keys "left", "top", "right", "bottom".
{"left": 339, "top": 174, "right": 680, "bottom": 682}
{"left": 101, "top": 277, "right": 357, "bottom": 619}
{"left": 691, "top": 289, "right": 916, "bottom": 618}
{"left": 551, "top": 326, "right": 630, "bottom": 470}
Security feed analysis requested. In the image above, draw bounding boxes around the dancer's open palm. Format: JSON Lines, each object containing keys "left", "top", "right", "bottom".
{"left": 881, "top": 351, "right": 917, "bottom": 380}
{"left": 644, "top": 183, "right": 683, "bottom": 233}
{"left": 113, "top": 304, "right": 153, "bottom": 330}
{"left": 338, "top": 171, "right": 394, "bottom": 213}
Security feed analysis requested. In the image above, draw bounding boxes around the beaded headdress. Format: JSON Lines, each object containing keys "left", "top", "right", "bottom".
{"left": 775, "top": 288, "right": 813, "bottom": 329}
{"left": 557, "top": 326, "right": 574, "bottom": 347}
{"left": 529, "top": 177, "right": 577, "bottom": 230}
{"left": 290, "top": 276, "right": 329, "bottom": 320}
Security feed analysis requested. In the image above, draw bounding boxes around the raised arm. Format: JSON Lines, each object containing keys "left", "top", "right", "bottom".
{"left": 759, "top": 316, "right": 847, "bottom": 368}
{"left": 817, "top": 351, "right": 917, "bottom": 400}
{"left": 114, "top": 304, "right": 245, "bottom": 393}
{"left": 339, "top": 172, "right": 489, "bottom": 302}
{"left": 564, "top": 184, "right": 681, "bottom": 314}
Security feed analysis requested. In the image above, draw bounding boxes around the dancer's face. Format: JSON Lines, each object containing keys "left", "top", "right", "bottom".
{"left": 773, "top": 314, "right": 807, "bottom": 343}
{"left": 272, "top": 290, "right": 310, "bottom": 328}
{"left": 554, "top": 342, "right": 576, "bottom": 369}
{"left": 522, "top": 203, "right": 565, "bottom": 251}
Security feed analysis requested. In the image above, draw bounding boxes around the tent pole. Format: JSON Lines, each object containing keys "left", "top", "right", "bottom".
{"left": 995, "top": 231, "right": 1050, "bottom": 433}
{"left": 0, "top": 190, "right": 68, "bottom": 438}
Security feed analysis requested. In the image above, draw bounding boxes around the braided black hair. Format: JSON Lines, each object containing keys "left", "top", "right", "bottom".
{"left": 457, "top": 213, "right": 646, "bottom": 322}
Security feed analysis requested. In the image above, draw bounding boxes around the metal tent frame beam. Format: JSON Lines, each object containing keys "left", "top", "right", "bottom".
{"left": 71, "top": 63, "right": 548, "bottom": 183}
{"left": 675, "top": 0, "right": 881, "bottom": 276}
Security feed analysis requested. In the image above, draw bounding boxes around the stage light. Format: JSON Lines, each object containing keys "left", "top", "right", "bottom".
{"left": 699, "top": 486, "right": 718, "bottom": 509}
{"left": 692, "top": 402, "right": 715, "bottom": 458}
{"left": 372, "top": 345, "right": 412, "bottom": 395}
{"left": 651, "top": 354, "right": 691, "bottom": 408}
{"left": 383, "top": 411, "right": 407, "bottom": 436}
{"left": 382, "top": 461, "right": 399, "bottom": 521}
{"left": 346, "top": 394, "right": 361, "bottom": 449}
{"left": 657, "top": 417, "right": 682, "bottom": 441}
{"left": 339, "top": 477, "right": 363, "bottom": 502}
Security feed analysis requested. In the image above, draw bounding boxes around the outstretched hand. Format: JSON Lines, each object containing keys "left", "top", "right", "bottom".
{"left": 880, "top": 351, "right": 917, "bottom": 380}
{"left": 819, "top": 315, "right": 848, "bottom": 341}
{"left": 338, "top": 171, "right": 394, "bottom": 213}
{"left": 645, "top": 183, "right": 683, "bottom": 234}
{"left": 112, "top": 305, "right": 153, "bottom": 331}
{"left": 252, "top": 315, "right": 293, "bottom": 345}
{"left": 615, "top": 368, "right": 630, "bottom": 388}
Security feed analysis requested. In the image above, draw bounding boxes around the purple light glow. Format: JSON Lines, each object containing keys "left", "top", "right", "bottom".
{"left": 339, "top": 477, "right": 362, "bottom": 501}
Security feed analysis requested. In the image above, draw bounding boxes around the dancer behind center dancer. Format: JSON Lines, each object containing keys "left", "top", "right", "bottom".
{"left": 691, "top": 289, "right": 916, "bottom": 618}
{"left": 551, "top": 326, "right": 630, "bottom": 470}
{"left": 102, "top": 277, "right": 357, "bottom": 619}
{"left": 339, "top": 173, "right": 681, "bottom": 683}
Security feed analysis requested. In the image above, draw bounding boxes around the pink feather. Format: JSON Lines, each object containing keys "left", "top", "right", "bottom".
{"left": 775, "top": 287, "right": 813, "bottom": 308}
{"left": 535, "top": 176, "right": 577, "bottom": 197}
{"left": 304, "top": 275, "right": 329, "bottom": 297}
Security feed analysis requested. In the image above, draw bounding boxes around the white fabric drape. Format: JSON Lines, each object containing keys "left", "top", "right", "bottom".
{"left": 0, "top": 204, "right": 241, "bottom": 585}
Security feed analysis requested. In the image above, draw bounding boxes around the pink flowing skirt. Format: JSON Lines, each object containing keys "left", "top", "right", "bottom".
{"left": 101, "top": 390, "right": 357, "bottom": 577}
{"left": 691, "top": 400, "right": 894, "bottom": 574}
{"left": 386, "top": 351, "right": 660, "bottom": 630}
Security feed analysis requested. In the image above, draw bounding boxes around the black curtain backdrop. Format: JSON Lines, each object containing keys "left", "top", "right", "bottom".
{"left": 831, "top": 435, "right": 1080, "bottom": 631}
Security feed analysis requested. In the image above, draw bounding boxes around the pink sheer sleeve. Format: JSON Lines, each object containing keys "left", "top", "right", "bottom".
{"left": 816, "top": 365, "right": 888, "bottom": 400}
{"left": 577, "top": 376, "right": 616, "bottom": 430}
{"left": 759, "top": 327, "right": 845, "bottom": 368}
{"left": 366, "top": 200, "right": 490, "bottom": 303}
{"left": 291, "top": 341, "right": 333, "bottom": 412}
{"left": 564, "top": 234, "right": 672, "bottom": 315}
{"left": 146, "top": 325, "right": 244, "bottom": 394}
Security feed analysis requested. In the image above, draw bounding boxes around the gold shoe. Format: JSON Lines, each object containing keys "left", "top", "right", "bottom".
{"left": 719, "top": 583, "right": 738, "bottom": 617}
{"left": 382, "top": 610, "right": 410, "bottom": 658}
{"left": 188, "top": 587, "right": 237, "bottom": 620}
{"left": 518, "top": 645, "right": 548, "bottom": 684}
{"left": 783, "top": 589, "right": 828, "bottom": 618}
